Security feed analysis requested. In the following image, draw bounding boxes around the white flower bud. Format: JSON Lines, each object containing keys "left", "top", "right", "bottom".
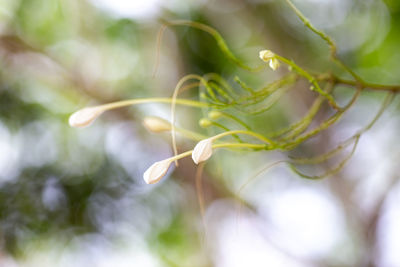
{"left": 69, "top": 107, "right": 104, "bottom": 128}
{"left": 143, "top": 159, "right": 172, "bottom": 184}
{"left": 192, "top": 138, "right": 213, "bottom": 164}
{"left": 143, "top": 116, "right": 171, "bottom": 133}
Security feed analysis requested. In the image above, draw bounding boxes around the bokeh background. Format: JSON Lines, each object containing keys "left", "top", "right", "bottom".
{"left": 0, "top": 0, "right": 399, "bottom": 266}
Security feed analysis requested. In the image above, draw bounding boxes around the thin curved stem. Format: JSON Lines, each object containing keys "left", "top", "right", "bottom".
{"left": 330, "top": 75, "right": 400, "bottom": 92}
{"left": 163, "top": 20, "right": 265, "bottom": 72}
{"left": 171, "top": 75, "right": 202, "bottom": 166}
{"left": 99, "top": 97, "right": 210, "bottom": 110}
{"left": 284, "top": 0, "right": 363, "bottom": 82}
{"left": 274, "top": 82, "right": 334, "bottom": 141}
{"left": 210, "top": 130, "right": 274, "bottom": 146}
{"left": 275, "top": 55, "right": 339, "bottom": 109}
{"left": 207, "top": 121, "right": 244, "bottom": 143}
{"left": 280, "top": 86, "right": 361, "bottom": 150}
{"left": 213, "top": 143, "right": 266, "bottom": 149}
{"left": 289, "top": 136, "right": 357, "bottom": 165}
{"left": 170, "top": 74, "right": 234, "bottom": 165}
{"left": 218, "top": 112, "right": 252, "bottom": 130}
{"left": 289, "top": 137, "right": 360, "bottom": 180}
{"left": 170, "top": 142, "right": 268, "bottom": 162}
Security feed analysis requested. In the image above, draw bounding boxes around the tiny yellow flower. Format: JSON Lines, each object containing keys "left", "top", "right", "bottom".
{"left": 259, "top": 50, "right": 280, "bottom": 71}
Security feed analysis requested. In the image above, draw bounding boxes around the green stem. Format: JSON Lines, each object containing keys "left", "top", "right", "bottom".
{"left": 168, "top": 150, "right": 194, "bottom": 162}
{"left": 330, "top": 75, "right": 400, "bottom": 92}
{"left": 219, "top": 112, "right": 252, "bottom": 130}
{"left": 280, "top": 87, "right": 361, "bottom": 150}
{"left": 275, "top": 55, "right": 339, "bottom": 109}
{"left": 277, "top": 82, "right": 334, "bottom": 141}
{"left": 99, "top": 97, "right": 210, "bottom": 111}
{"left": 164, "top": 20, "right": 265, "bottom": 72}
{"left": 208, "top": 121, "right": 244, "bottom": 143}
{"left": 175, "top": 127, "right": 208, "bottom": 141}
{"left": 289, "top": 136, "right": 357, "bottom": 165}
{"left": 284, "top": 0, "right": 363, "bottom": 82}
{"left": 234, "top": 76, "right": 255, "bottom": 94}
{"left": 284, "top": 0, "right": 334, "bottom": 48}
{"left": 289, "top": 137, "right": 360, "bottom": 180}
{"left": 210, "top": 130, "right": 274, "bottom": 146}
{"left": 169, "top": 142, "right": 267, "bottom": 162}
{"left": 213, "top": 143, "right": 266, "bottom": 149}
{"left": 170, "top": 74, "right": 231, "bottom": 165}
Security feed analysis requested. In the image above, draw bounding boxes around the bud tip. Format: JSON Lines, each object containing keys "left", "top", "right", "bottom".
{"left": 192, "top": 138, "right": 213, "bottom": 164}
{"left": 143, "top": 159, "right": 172, "bottom": 184}
{"left": 143, "top": 116, "right": 171, "bottom": 133}
{"left": 69, "top": 107, "right": 104, "bottom": 128}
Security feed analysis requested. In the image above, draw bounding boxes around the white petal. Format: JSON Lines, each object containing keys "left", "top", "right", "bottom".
{"left": 192, "top": 138, "right": 213, "bottom": 164}
{"left": 259, "top": 50, "right": 275, "bottom": 62}
{"left": 143, "top": 159, "right": 171, "bottom": 184}
{"left": 269, "top": 58, "right": 280, "bottom": 71}
{"left": 69, "top": 107, "right": 104, "bottom": 128}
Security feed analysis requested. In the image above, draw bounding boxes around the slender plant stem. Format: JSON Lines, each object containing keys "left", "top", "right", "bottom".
{"left": 210, "top": 130, "right": 274, "bottom": 145}
{"left": 213, "top": 143, "right": 266, "bottom": 149}
{"left": 284, "top": 0, "right": 363, "bottom": 82}
{"left": 208, "top": 121, "right": 244, "bottom": 143}
{"left": 163, "top": 20, "right": 265, "bottom": 72}
{"left": 275, "top": 55, "right": 339, "bottom": 109}
{"left": 99, "top": 97, "right": 210, "bottom": 110}
{"left": 330, "top": 75, "right": 400, "bottom": 92}
{"left": 170, "top": 142, "right": 268, "bottom": 163}
{"left": 219, "top": 112, "right": 252, "bottom": 130}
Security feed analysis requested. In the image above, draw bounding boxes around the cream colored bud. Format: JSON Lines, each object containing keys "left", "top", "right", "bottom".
{"left": 143, "top": 159, "right": 172, "bottom": 184}
{"left": 208, "top": 111, "right": 223, "bottom": 120}
{"left": 69, "top": 107, "right": 104, "bottom": 128}
{"left": 199, "top": 118, "right": 212, "bottom": 128}
{"left": 259, "top": 50, "right": 275, "bottom": 62}
{"left": 192, "top": 138, "right": 213, "bottom": 164}
{"left": 269, "top": 58, "right": 280, "bottom": 71}
{"left": 143, "top": 116, "right": 171, "bottom": 133}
